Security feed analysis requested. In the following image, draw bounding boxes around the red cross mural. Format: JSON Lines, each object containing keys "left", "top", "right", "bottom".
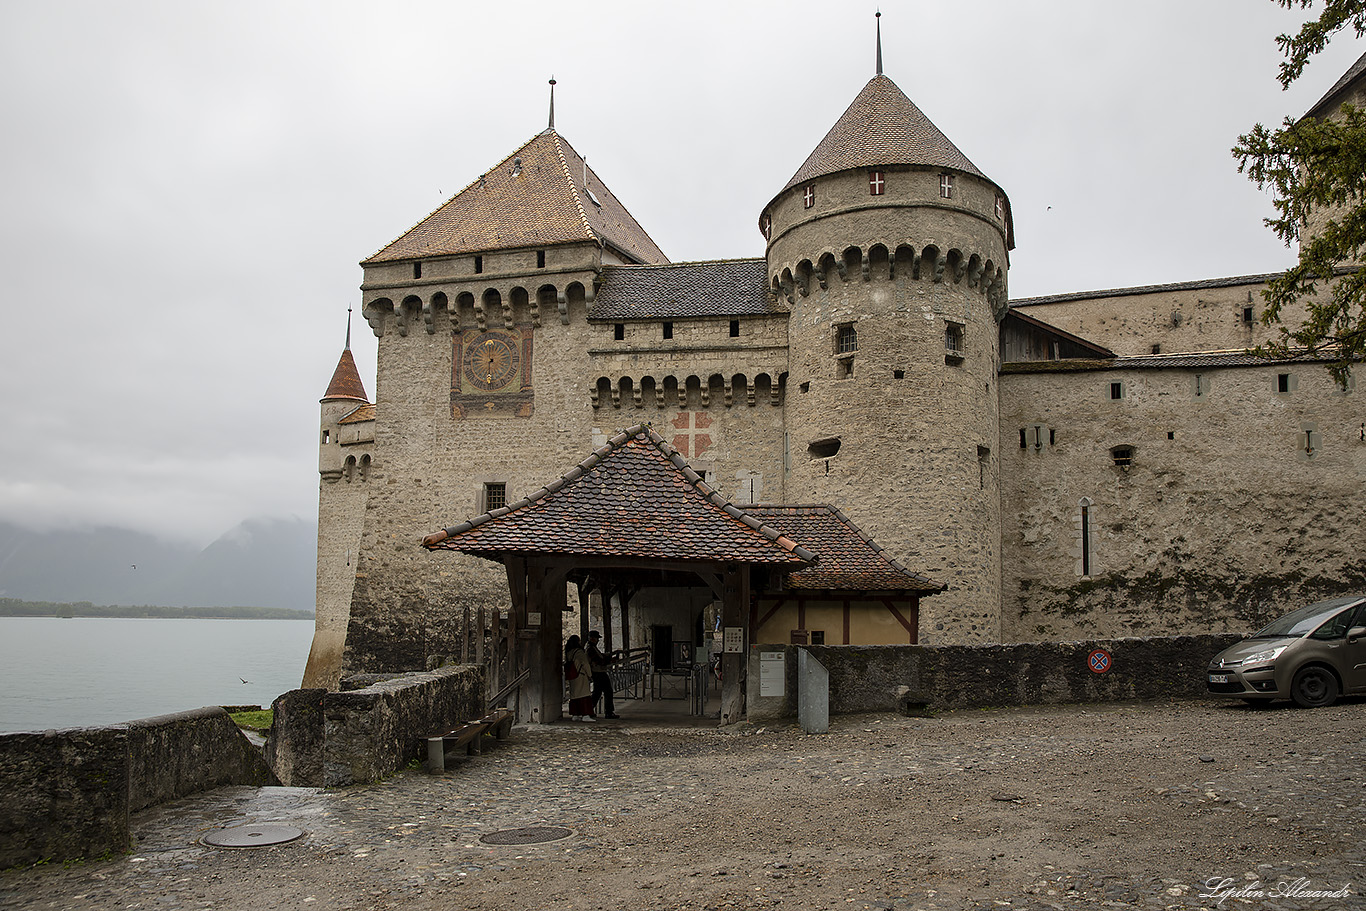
{"left": 671, "top": 411, "right": 714, "bottom": 458}
{"left": 869, "top": 170, "right": 885, "bottom": 195}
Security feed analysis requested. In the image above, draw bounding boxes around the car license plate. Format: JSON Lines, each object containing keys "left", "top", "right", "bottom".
{"left": 1209, "top": 674, "right": 1229, "bottom": 684}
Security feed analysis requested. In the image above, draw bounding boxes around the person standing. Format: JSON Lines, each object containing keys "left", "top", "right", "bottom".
{"left": 586, "top": 630, "right": 620, "bottom": 719}
{"left": 564, "top": 635, "right": 595, "bottom": 722}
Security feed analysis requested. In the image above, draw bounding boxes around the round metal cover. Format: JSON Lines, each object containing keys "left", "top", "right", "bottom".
{"left": 201, "top": 824, "right": 305, "bottom": 848}
{"left": 479, "top": 826, "right": 573, "bottom": 845}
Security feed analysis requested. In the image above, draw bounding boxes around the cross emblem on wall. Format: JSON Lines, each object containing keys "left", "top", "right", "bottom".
{"left": 803, "top": 185, "right": 815, "bottom": 208}
{"left": 869, "top": 171, "right": 885, "bottom": 195}
{"left": 671, "top": 411, "right": 714, "bottom": 458}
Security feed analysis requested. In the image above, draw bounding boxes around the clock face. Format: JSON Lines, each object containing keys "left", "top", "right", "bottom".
{"left": 463, "top": 331, "right": 521, "bottom": 392}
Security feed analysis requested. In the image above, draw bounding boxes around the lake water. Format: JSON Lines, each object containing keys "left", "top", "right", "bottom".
{"left": 0, "top": 617, "right": 316, "bottom": 732}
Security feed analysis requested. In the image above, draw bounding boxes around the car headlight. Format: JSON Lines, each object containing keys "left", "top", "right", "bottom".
{"left": 1241, "top": 645, "right": 1287, "bottom": 668}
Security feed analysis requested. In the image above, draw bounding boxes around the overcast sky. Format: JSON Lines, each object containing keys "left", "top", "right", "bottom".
{"left": 0, "top": 1, "right": 1361, "bottom": 547}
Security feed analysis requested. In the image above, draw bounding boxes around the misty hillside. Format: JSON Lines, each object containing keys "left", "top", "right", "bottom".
{"left": 0, "top": 517, "right": 316, "bottom": 610}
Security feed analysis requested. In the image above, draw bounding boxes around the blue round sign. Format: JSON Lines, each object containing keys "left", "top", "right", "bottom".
{"left": 1088, "top": 648, "right": 1112, "bottom": 674}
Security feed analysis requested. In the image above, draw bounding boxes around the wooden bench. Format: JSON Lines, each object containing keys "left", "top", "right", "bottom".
{"left": 425, "top": 708, "right": 514, "bottom": 772}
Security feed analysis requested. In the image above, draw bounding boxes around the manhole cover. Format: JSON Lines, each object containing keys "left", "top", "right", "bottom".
{"left": 479, "top": 826, "right": 573, "bottom": 845}
{"left": 201, "top": 824, "right": 305, "bottom": 848}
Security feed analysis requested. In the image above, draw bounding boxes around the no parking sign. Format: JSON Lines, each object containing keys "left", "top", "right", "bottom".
{"left": 1088, "top": 648, "right": 1112, "bottom": 674}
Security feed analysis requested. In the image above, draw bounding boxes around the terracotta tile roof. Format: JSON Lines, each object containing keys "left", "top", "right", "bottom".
{"left": 321, "top": 348, "right": 368, "bottom": 403}
{"left": 745, "top": 505, "right": 945, "bottom": 593}
{"left": 422, "top": 425, "right": 814, "bottom": 566}
{"left": 1001, "top": 349, "right": 1334, "bottom": 373}
{"left": 589, "top": 259, "right": 781, "bottom": 320}
{"left": 364, "top": 130, "right": 667, "bottom": 266}
{"left": 339, "top": 403, "right": 375, "bottom": 424}
{"left": 778, "top": 75, "right": 988, "bottom": 195}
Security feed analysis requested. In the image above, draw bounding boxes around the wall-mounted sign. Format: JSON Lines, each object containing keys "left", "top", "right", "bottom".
{"left": 527, "top": 612, "right": 542, "bottom": 627}
{"left": 723, "top": 626, "right": 743, "bottom": 654}
{"left": 759, "top": 652, "right": 785, "bottom": 697}
{"left": 1088, "top": 648, "right": 1112, "bottom": 674}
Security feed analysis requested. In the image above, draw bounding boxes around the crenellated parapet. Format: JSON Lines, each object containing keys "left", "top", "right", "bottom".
{"left": 361, "top": 277, "right": 595, "bottom": 338}
{"left": 771, "top": 241, "right": 1007, "bottom": 320}
{"left": 591, "top": 372, "right": 786, "bottom": 410}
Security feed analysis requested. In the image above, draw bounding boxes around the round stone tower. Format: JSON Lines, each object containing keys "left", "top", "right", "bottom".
{"left": 761, "top": 65, "right": 1013, "bottom": 644}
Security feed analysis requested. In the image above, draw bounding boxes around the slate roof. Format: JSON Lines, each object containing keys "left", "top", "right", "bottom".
{"left": 364, "top": 130, "right": 667, "bottom": 266}
{"left": 1305, "top": 49, "right": 1366, "bottom": 120}
{"left": 1010, "top": 272, "right": 1280, "bottom": 307}
{"left": 589, "top": 259, "right": 780, "bottom": 320}
{"left": 745, "top": 505, "right": 945, "bottom": 594}
{"left": 321, "top": 348, "right": 368, "bottom": 403}
{"left": 777, "top": 75, "right": 988, "bottom": 194}
{"left": 422, "top": 426, "right": 815, "bottom": 566}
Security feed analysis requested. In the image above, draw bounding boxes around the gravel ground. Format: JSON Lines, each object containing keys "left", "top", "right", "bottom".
{"left": 2, "top": 697, "right": 1365, "bottom": 911}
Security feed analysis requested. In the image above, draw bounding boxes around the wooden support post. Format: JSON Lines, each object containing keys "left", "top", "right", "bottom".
{"left": 720, "top": 564, "right": 749, "bottom": 725}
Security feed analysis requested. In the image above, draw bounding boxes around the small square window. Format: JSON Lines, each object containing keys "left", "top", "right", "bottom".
{"left": 614, "top": 323, "right": 625, "bottom": 341}
{"left": 322, "top": 429, "right": 330, "bottom": 444}
{"left": 483, "top": 482, "right": 507, "bottom": 512}
{"left": 810, "top": 630, "right": 825, "bottom": 645}
{"left": 803, "top": 185, "right": 815, "bottom": 209}
{"left": 662, "top": 321, "right": 673, "bottom": 340}
{"left": 836, "top": 323, "right": 857, "bottom": 354}
{"left": 869, "top": 170, "right": 885, "bottom": 196}
{"left": 1151, "top": 344, "right": 1161, "bottom": 355}
{"left": 939, "top": 173, "right": 954, "bottom": 199}
{"left": 799, "top": 382, "right": 810, "bottom": 394}
{"left": 1110, "top": 382, "right": 1124, "bottom": 400}
{"left": 1278, "top": 373, "right": 1291, "bottom": 393}
{"left": 893, "top": 369, "right": 905, "bottom": 380}
{"left": 1111, "top": 446, "right": 1134, "bottom": 468}
{"left": 729, "top": 319, "right": 740, "bottom": 338}
{"left": 1242, "top": 306, "right": 1255, "bottom": 324}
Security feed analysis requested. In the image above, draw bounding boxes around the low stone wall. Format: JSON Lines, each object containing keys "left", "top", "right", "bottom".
{"left": 266, "top": 666, "right": 484, "bottom": 788}
{"left": 0, "top": 707, "right": 276, "bottom": 868}
{"left": 747, "top": 635, "right": 1241, "bottom": 721}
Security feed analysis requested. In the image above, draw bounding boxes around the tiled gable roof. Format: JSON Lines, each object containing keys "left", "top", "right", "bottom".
{"left": 339, "top": 403, "right": 375, "bottom": 424}
{"left": 589, "top": 259, "right": 780, "bottom": 320}
{"left": 778, "top": 75, "right": 987, "bottom": 195}
{"left": 321, "top": 348, "right": 368, "bottom": 403}
{"left": 422, "top": 426, "right": 814, "bottom": 566}
{"left": 364, "top": 130, "right": 667, "bottom": 266}
{"left": 746, "top": 505, "right": 945, "bottom": 593}
{"left": 1000, "top": 349, "right": 1335, "bottom": 373}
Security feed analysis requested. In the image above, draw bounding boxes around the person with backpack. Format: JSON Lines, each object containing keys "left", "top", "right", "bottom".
{"left": 563, "top": 635, "right": 595, "bottom": 721}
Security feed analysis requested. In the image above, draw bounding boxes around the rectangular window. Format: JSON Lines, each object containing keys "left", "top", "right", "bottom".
{"left": 945, "top": 322, "right": 964, "bottom": 354}
{"left": 412, "top": 261, "right": 422, "bottom": 279}
{"left": 1110, "top": 381, "right": 1124, "bottom": 400}
{"left": 869, "top": 170, "right": 885, "bottom": 196}
{"left": 729, "top": 319, "right": 740, "bottom": 338}
{"left": 1111, "top": 446, "right": 1134, "bottom": 468}
{"left": 483, "top": 482, "right": 507, "bottom": 512}
{"left": 614, "top": 323, "right": 625, "bottom": 341}
{"left": 322, "top": 430, "right": 330, "bottom": 444}
{"left": 995, "top": 194, "right": 1004, "bottom": 219}
{"left": 836, "top": 323, "right": 857, "bottom": 354}
{"left": 536, "top": 250, "right": 546, "bottom": 268}
{"left": 810, "top": 630, "right": 825, "bottom": 646}
{"left": 1278, "top": 373, "right": 1291, "bottom": 393}
{"left": 939, "top": 173, "right": 954, "bottom": 198}
{"left": 662, "top": 321, "right": 673, "bottom": 340}
{"left": 473, "top": 255, "right": 483, "bottom": 274}
{"left": 1242, "top": 305, "right": 1255, "bottom": 324}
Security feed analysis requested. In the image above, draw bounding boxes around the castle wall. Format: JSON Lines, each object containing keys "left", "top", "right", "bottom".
{"left": 999, "top": 360, "right": 1366, "bottom": 641}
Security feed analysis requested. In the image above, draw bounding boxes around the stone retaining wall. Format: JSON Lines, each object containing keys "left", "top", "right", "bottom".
{"left": 267, "top": 665, "right": 484, "bottom": 788}
{"left": 747, "top": 635, "right": 1240, "bottom": 721}
{"left": 0, "top": 707, "right": 276, "bottom": 868}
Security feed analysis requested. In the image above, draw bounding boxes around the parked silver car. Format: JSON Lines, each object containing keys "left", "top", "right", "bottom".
{"left": 1207, "top": 594, "right": 1366, "bottom": 707}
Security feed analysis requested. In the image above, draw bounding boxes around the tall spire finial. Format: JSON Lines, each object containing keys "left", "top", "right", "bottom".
{"left": 345, "top": 305, "right": 352, "bottom": 351}
{"left": 875, "top": 10, "right": 883, "bottom": 76}
{"left": 548, "top": 77, "right": 556, "bottom": 131}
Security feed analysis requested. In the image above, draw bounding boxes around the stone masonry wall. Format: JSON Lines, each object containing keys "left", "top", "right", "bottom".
{"left": 747, "top": 635, "right": 1239, "bottom": 721}
{"left": 0, "top": 708, "right": 275, "bottom": 868}
{"left": 321, "top": 665, "right": 483, "bottom": 787}
{"left": 999, "top": 361, "right": 1366, "bottom": 640}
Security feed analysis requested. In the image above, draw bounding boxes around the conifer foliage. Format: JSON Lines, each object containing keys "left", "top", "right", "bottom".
{"left": 1234, "top": 0, "right": 1366, "bottom": 386}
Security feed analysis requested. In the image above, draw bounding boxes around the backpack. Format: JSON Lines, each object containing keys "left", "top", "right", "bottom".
{"left": 564, "top": 657, "right": 579, "bottom": 680}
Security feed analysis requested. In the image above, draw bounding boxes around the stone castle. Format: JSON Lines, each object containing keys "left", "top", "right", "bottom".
{"left": 302, "top": 38, "right": 1366, "bottom": 694}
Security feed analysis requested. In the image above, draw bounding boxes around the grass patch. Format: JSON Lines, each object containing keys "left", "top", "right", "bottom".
{"left": 229, "top": 709, "right": 273, "bottom": 731}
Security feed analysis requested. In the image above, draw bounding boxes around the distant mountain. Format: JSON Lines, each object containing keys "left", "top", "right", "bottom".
{"left": 0, "top": 517, "right": 316, "bottom": 611}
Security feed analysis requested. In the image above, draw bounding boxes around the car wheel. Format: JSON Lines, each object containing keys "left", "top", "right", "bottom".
{"left": 1290, "top": 665, "right": 1340, "bottom": 708}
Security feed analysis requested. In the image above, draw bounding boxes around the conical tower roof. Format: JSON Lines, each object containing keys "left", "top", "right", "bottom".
{"left": 321, "top": 348, "right": 368, "bottom": 403}
{"left": 363, "top": 130, "right": 667, "bottom": 266}
{"left": 778, "top": 74, "right": 989, "bottom": 195}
